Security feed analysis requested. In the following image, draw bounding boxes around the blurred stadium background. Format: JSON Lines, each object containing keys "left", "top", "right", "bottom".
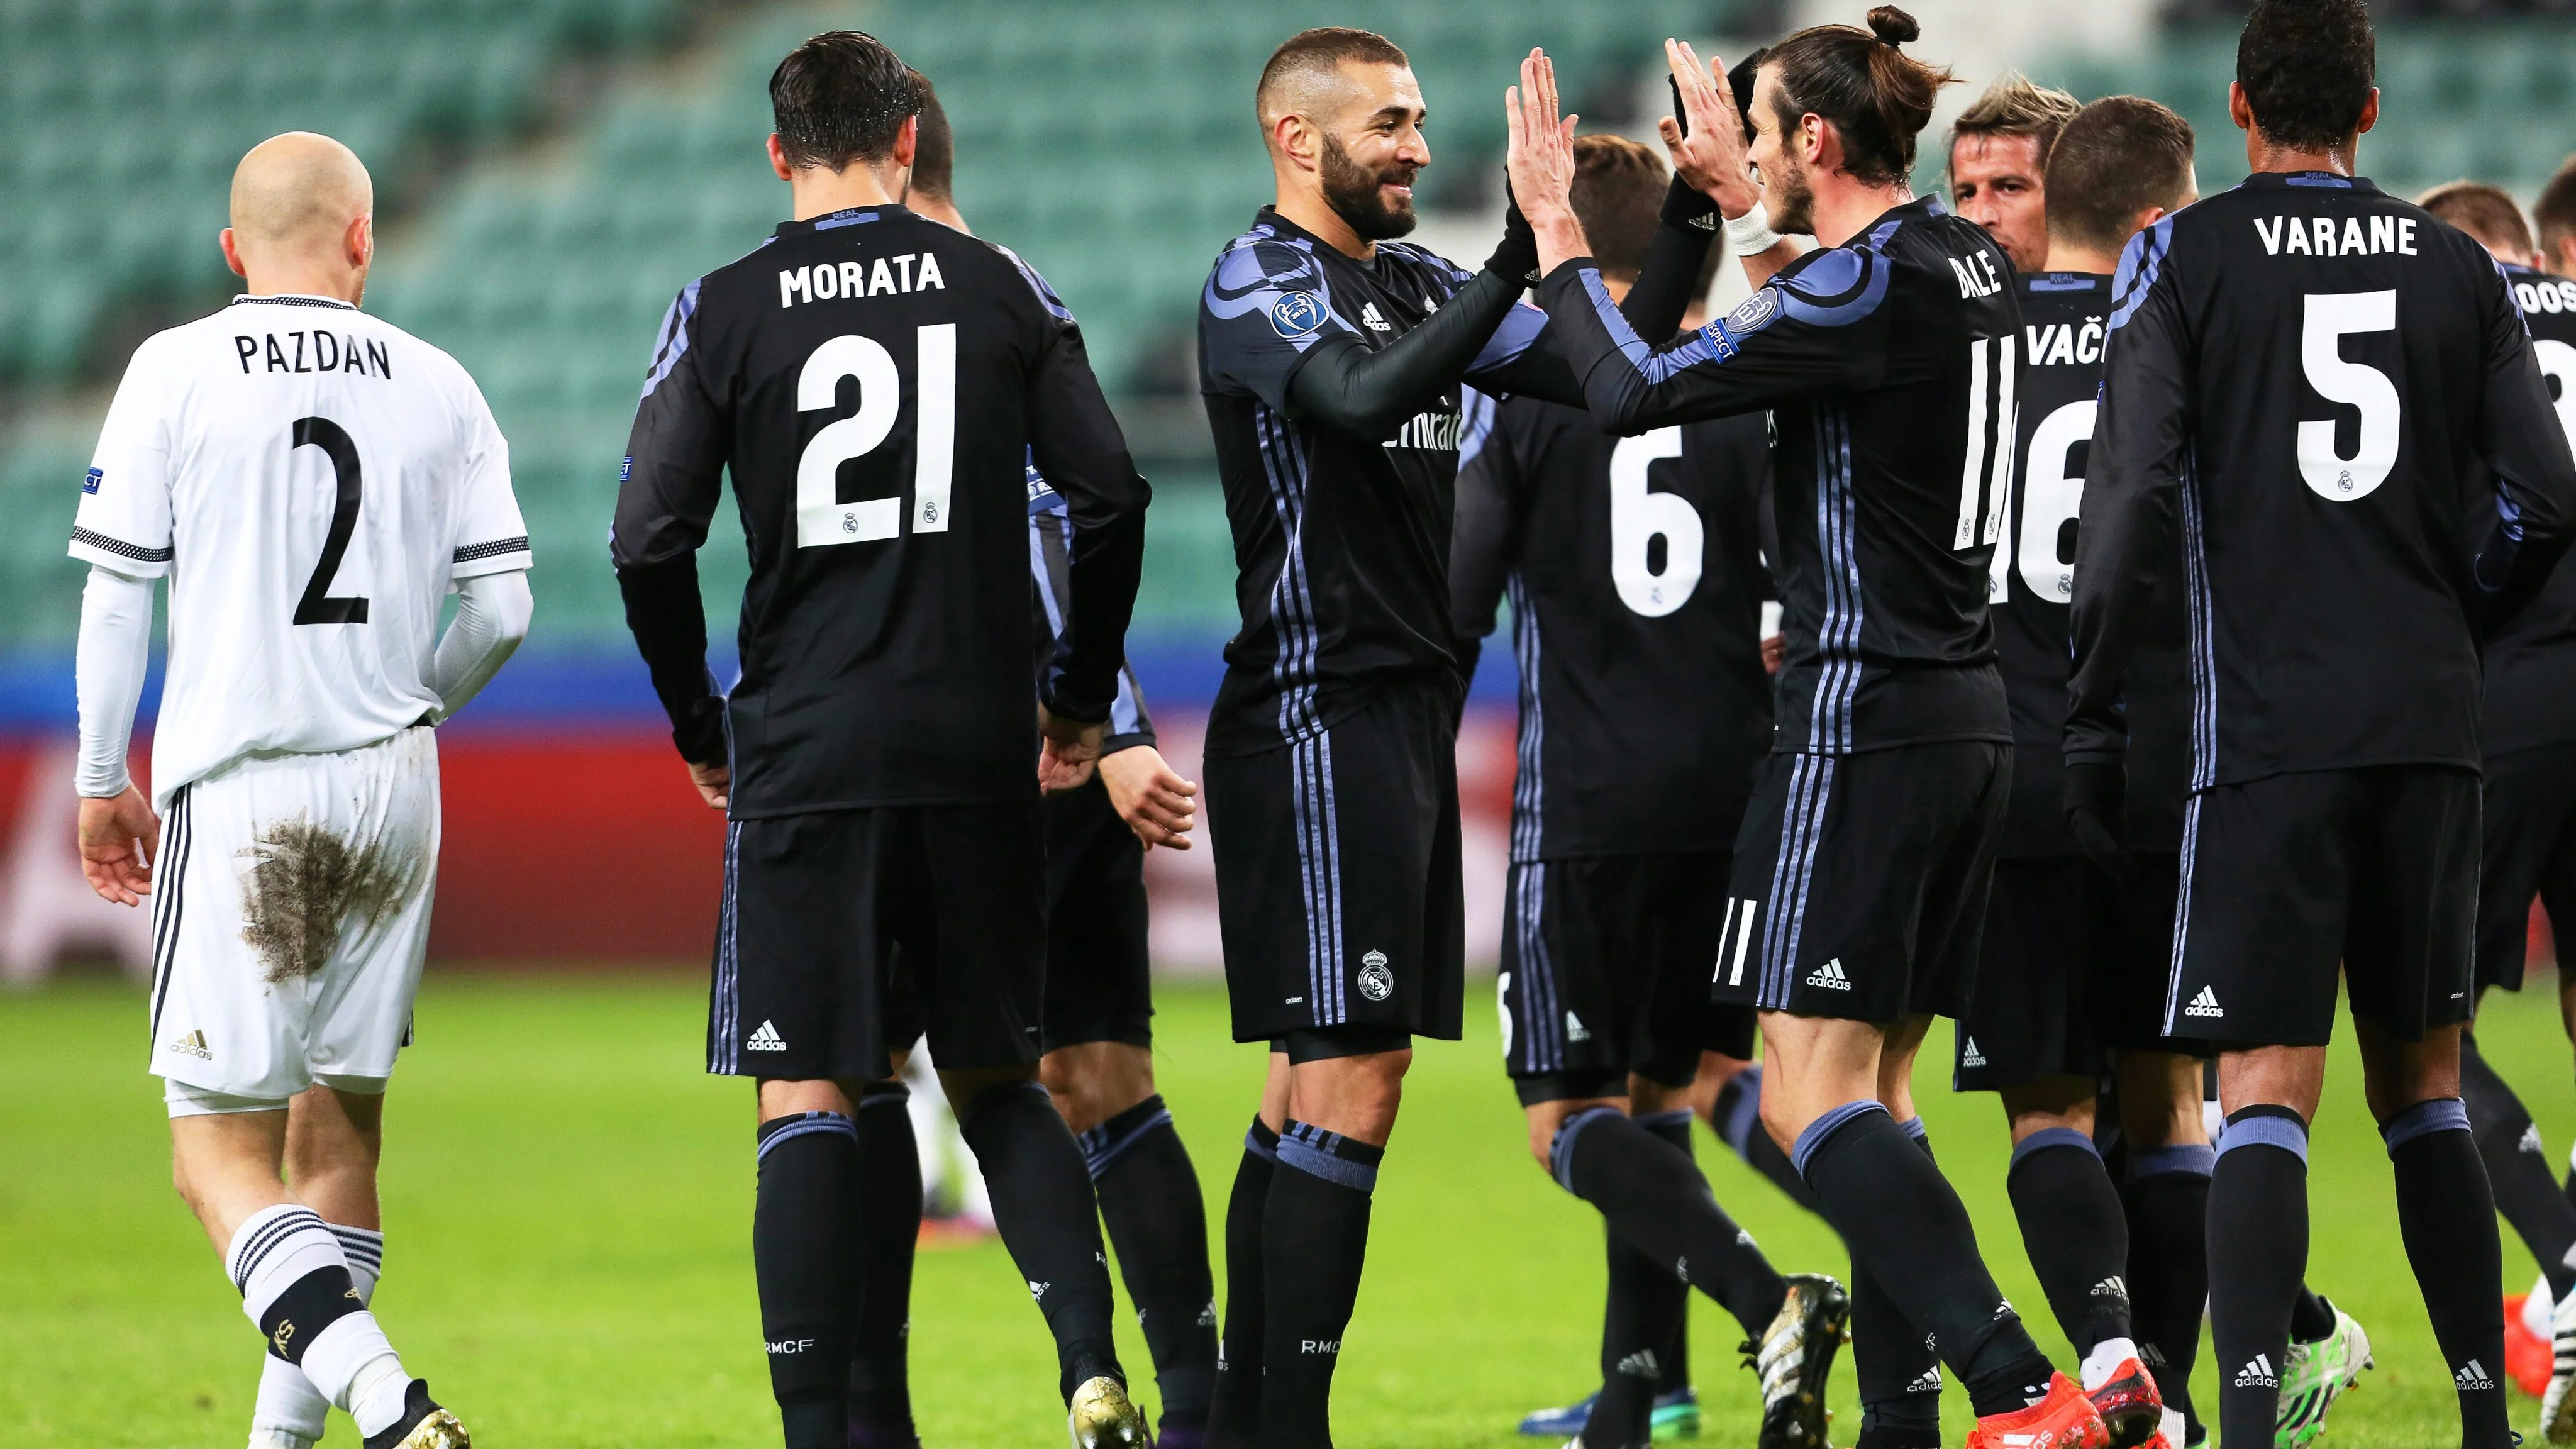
{"left": 2, "top": 0, "right": 2572, "bottom": 978}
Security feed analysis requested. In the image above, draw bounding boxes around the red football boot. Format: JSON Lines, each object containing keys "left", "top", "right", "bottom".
{"left": 2085, "top": 1355, "right": 2165, "bottom": 1447}
{"left": 1965, "top": 1371, "right": 2114, "bottom": 1449}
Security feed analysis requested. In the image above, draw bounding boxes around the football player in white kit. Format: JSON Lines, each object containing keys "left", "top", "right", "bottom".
{"left": 70, "top": 133, "right": 531, "bottom": 1449}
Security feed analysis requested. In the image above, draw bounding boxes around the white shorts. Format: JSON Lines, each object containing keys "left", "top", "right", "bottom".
{"left": 148, "top": 728, "right": 440, "bottom": 1105}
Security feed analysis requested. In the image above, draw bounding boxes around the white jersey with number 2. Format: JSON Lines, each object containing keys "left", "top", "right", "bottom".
{"left": 69, "top": 293, "right": 532, "bottom": 810}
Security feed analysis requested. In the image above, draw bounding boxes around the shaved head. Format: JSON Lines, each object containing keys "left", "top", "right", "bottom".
{"left": 1256, "top": 27, "right": 1409, "bottom": 135}
{"left": 229, "top": 132, "right": 372, "bottom": 255}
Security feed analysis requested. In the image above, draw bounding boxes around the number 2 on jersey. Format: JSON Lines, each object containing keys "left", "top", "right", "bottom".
{"left": 796, "top": 325, "right": 957, "bottom": 547}
{"left": 1607, "top": 426, "right": 1702, "bottom": 616}
{"left": 290, "top": 416, "right": 368, "bottom": 625}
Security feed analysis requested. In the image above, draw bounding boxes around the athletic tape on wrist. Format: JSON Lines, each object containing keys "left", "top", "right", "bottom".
{"left": 1725, "top": 208, "right": 1782, "bottom": 256}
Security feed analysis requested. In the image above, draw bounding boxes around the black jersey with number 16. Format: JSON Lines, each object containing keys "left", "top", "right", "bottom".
{"left": 612, "top": 204, "right": 1149, "bottom": 817}
{"left": 2068, "top": 173, "right": 2576, "bottom": 787}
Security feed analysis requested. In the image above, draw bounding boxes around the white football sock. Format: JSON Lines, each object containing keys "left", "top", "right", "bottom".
{"left": 249, "top": 1225, "right": 384, "bottom": 1447}
{"left": 226, "top": 1205, "right": 348, "bottom": 1332}
{"left": 300, "top": 1311, "right": 410, "bottom": 1437}
{"left": 2080, "top": 1335, "right": 2141, "bottom": 1391}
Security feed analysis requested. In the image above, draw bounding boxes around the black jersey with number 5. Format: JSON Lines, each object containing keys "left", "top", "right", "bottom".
{"left": 1450, "top": 391, "right": 1774, "bottom": 860}
{"left": 612, "top": 204, "right": 1149, "bottom": 817}
{"left": 2068, "top": 173, "right": 2576, "bottom": 787}
{"left": 2483, "top": 264, "right": 2576, "bottom": 756}
{"left": 1535, "top": 196, "right": 2021, "bottom": 757}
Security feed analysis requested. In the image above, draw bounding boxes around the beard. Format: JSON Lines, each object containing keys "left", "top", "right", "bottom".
{"left": 1763, "top": 152, "right": 1816, "bottom": 238}
{"left": 1319, "top": 131, "right": 1419, "bottom": 241}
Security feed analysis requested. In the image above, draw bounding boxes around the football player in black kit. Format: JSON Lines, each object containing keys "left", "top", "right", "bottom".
{"left": 1452, "top": 131, "right": 1848, "bottom": 1449}
{"left": 610, "top": 33, "right": 1155, "bottom": 1449}
{"left": 830, "top": 75, "right": 1219, "bottom": 1449}
{"left": 1514, "top": 11, "right": 2116, "bottom": 1448}
{"left": 2414, "top": 179, "right": 2576, "bottom": 1444}
{"left": 1192, "top": 30, "right": 1738, "bottom": 1447}
{"left": 1951, "top": 96, "right": 2199, "bottom": 1449}
{"left": 2065, "top": 4, "right": 2576, "bottom": 1448}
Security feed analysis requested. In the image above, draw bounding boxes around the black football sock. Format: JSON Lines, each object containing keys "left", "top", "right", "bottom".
{"left": 2385, "top": 1097, "right": 2512, "bottom": 1447}
{"left": 956, "top": 1080, "right": 1121, "bottom": 1402}
{"left": 2208, "top": 1106, "right": 2309, "bottom": 1449}
{"left": 2289, "top": 1285, "right": 2336, "bottom": 1343}
{"left": 1555, "top": 1105, "right": 1790, "bottom": 1340}
{"left": 1206, "top": 1119, "right": 1276, "bottom": 1449}
{"left": 1714, "top": 1065, "right": 1826, "bottom": 1215}
{"left": 2462, "top": 1033, "right": 2576, "bottom": 1300}
{"left": 1082, "top": 1095, "right": 1219, "bottom": 1447}
{"left": 2006, "top": 1127, "right": 2134, "bottom": 1363}
{"left": 1581, "top": 1110, "right": 1698, "bottom": 1449}
{"left": 756, "top": 1111, "right": 862, "bottom": 1449}
{"left": 1850, "top": 1118, "right": 1942, "bottom": 1449}
{"left": 1260, "top": 1120, "right": 1384, "bottom": 1449}
{"left": 2123, "top": 1143, "right": 2214, "bottom": 1439}
{"left": 848, "top": 1085, "right": 920, "bottom": 1448}
{"left": 1795, "top": 1103, "right": 2053, "bottom": 1418}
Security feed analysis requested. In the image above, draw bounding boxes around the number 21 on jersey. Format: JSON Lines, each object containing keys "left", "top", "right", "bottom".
{"left": 796, "top": 325, "right": 955, "bottom": 548}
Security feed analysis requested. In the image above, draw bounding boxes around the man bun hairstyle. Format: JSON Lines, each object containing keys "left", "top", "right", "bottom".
{"left": 1568, "top": 134, "right": 1668, "bottom": 280}
{"left": 1949, "top": 73, "right": 2081, "bottom": 175}
{"left": 909, "top": 69, "right": 954, "bottom": 203}
{"left": 1257, "top": 27, "right": 1410, "bottom": 126}
{"left": 771, "top": 30, "right": 920, "bottom": 173}
{"left": 2045, "top": 96, "right": 2196, "bottom": 255}
{"left": 2537, "top": 155, "right": 2576, "bottom": 262}
{"left": 2236, "top": 0, "right": 2375, "bottom": 153}
{"left": 1765, "top": 6, "right": 1958, "bottom": 187}
{"left": 2419, "top": 181, "right": 2535, "bottom": 260}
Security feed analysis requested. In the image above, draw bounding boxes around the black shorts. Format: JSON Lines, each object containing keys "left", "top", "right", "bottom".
{"left": 2092, "top": 850, "right": 2212, "bottom": 1058}
{"left": 1716, "top": 742, "right": 2010, "bottom": 1022}
{"left": 1501, "top": 852, "right": 1760, "bottom": 1106}
{"left": 1042, "top": 776, "right": 1153, "bottom": 1052}
{"left": 708, "top": 802, "right": 1046, "bottom": 1080}
{"left": 1952, "top": 856, "right": 2105, "bottom": 1091}
{"left": 2168, "top": 766, "right": 2479, "bottom": 1046}
{"left": 1204, "top": 684, "right": 1465, "bottom": 1045}
{"left": 2476, "top": 740, "right": 2576, "bottom": 994}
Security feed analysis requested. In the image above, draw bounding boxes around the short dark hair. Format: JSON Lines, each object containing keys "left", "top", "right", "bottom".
{"left": 1766, "top": 6, "right": 1957, "bottom": 188}
{"left": 1257, "top": 27, "right": 1409, "bottom": 125}
{"left": 2418, "top": 181, "right": 2534, "bottom": 259}
{"left": 2046, "top": 96, "right": 2196, "bottom": 255}
{"left": 770, "top": 31, "right": 919, "bottom": 172}
{"left": 908, "top": 68, "right": 953, "bottom": 203}
{"left": 2531, "top": 155, "right": 2576, "bottom": 259}
{"left": 1569, "top": 134, "right": 1667, "bottom": 280}
{"left": 2236, "top": 0, "right": 2375, "bottom": 153}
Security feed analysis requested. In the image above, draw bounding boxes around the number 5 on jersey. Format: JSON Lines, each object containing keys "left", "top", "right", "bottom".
{"left": 796, "top": 325, "right": 956, "bottom": 547}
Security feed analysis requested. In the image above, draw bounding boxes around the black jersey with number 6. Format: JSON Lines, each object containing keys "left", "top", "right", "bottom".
{"left": 2068, "top": 173, "right": 2576, "bottom": 787}
{"left": 1450, "top": 391, "right": 1774, "bottom": 859}
{"left": 2484, "top": 264, "right": 2576, "bottom": 756}
{"left": 1535, "top": 196, "right": 2021, "bottom": 757}
{"left": 613, "top": 204, "right": 1148, "bottom": 817}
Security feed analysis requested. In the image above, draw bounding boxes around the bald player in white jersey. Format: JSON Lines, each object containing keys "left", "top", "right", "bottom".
{"left": 72, "top": 133, "right": 531, "bottom": 1449}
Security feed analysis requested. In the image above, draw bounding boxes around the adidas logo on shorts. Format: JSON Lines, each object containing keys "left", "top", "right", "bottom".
{"left": 2184, "top": 986, "right": 2224, "bottom": 1019}
{"left": 745, "top": 1020, "right": 787, "bottom": 1052}
{"left": 2235, "top": 1353, "right": 2278, "bottom": 1388}
{"left": 1960, "top": 1036, "right": 1986, "bottom": 1067}
{"left": 1564, "top": 1011, "right": 1590, "bottom": 1043}
{"left": 167, "top": 1028, "right": 213, "bottom": 1060}
{"left": 2457, "top": 1358, "right": 2496, "bottom": 1389}
{"left": 1806, "top": 959, "right": 1853, "bottom": 991}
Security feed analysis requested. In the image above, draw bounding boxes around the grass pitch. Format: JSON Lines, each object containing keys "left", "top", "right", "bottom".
{"left": 3, "top": 970, "right": 2568, "bottom": 1447}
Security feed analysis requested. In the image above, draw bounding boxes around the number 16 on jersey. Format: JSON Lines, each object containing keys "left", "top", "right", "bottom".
{"left": 796, "top": 324, "right": 956, "bottom": 547}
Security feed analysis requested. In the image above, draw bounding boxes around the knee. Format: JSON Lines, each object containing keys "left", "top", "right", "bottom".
{"left": 1757, "top": 1093, "right": 1802, "bottom": 1155}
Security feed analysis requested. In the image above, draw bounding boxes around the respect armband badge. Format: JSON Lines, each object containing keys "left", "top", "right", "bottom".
{"left": 1269, "top": 291, "right": 1327, "bottom": 339}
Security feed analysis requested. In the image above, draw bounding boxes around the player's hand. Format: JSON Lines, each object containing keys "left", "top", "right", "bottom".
{"left": 77, "top": 784, "right": 160, "bottom": 906}
{"left": 1760, "top": 633, "right": 1785, "bottom": 675}
{"left": 1038, "top": 707, "right": 1106, "bottom": 794}
{"left": 687, "top": 758, "right": 730, "bottom": 811}
{"left": 1504, "top": 49, "right": 1587, "bottom": 274}
{"left": 1660, "top": 40, "right": 1763, "bottom": 222}
{"left": 2063, "top": 760, "right": 2135, "bottom": 884}
{"left": 1098, "top": 745, "right": 1199, "bottom": 850}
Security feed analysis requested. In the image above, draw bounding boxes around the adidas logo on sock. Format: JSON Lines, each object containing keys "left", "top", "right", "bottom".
{"left": 1960, "top": 1036, "right": 1985, "bottom": 1067}
{"left": 2235, "top": 1354, "right": 2277, "bottom": 1388}
{"left": 1805, "top": 958, "right": 1853, "bottom": 991}
{"left": 1565, "top": 1011, "right": 1590, "bottom": 1043}
{"left": 1907, "top": 1367, "right": 1943, "bottom": 1394}
{"left": 2184, "top": 986, "right": 2223, "bottom": 1018}
{"left": 745, "top": 1020, "right": 787, "bottom": 1052}
{"left": 2524, "top": 1123, "right": 2547, "bottom": 1157}
{"left": 1736, "top": 1228, "right": 1758, "bottom": 1248}
{"left": 1617, "top": 1350, "right": 1661, "bottom": 1378}
{"left": 2457, "top": 1358, "right": 2496, "bottom": 1389}
{"left": 167, "top": 1028, "right": 213, "bottom": 1059}
{"left": 2092, "top": 1275, "right": 2130, "bottom": 1309}
{"left": 1199, "top": 1299, "right": 1218, "bottom": 1328}
{"left": 1028, "top": 1280, "right": 1050, "bottom": 1301}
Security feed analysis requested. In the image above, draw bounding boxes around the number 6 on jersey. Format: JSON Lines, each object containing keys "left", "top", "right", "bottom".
{"left": 796, "top": 324, "right": 956, "bottom": 547}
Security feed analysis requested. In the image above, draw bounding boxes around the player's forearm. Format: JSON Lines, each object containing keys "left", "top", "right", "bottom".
{"left": 1285, "top": 269, "right": 1528, "bottom": 438}
{"left": 614, "top": 554, "right": 726, "bottom": 764}
{"left": 2470, "top": 352, "right": 2576, "bottom": 628}
{"left": 1047, "top": 510, "right": 1147, "bottom": 724}
{"left": 74, "top": 565, "right": 153, "bottom": 797}
{"left": 429, "top": 570, "right": 532, "bottom": 721}
{"left": 2063, "top": 477, "right": 2174, "bottom": 765}
{"left": 1535, "top": 258, "right": 1732, "bottom": 435}
{"left": 1618, "top": 186, "right": 1722, "bottom": 347}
